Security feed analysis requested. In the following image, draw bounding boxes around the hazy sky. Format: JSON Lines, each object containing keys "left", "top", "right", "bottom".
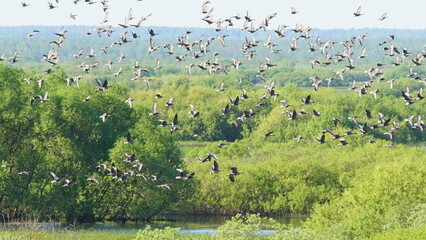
{"left": 0, "top": 0, "right": 424, "bottom": 29}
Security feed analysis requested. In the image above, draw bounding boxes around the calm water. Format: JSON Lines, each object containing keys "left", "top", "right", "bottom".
{"left": 1, "top": 215, "right": 305, "bottom": 235}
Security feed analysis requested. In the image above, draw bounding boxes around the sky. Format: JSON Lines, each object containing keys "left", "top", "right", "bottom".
{"left": 0, "top": 0, "right": 424, "bottom": 29}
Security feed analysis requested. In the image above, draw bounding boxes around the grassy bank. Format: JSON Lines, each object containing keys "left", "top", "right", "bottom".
{"left": 0, "top": 231, "right": 137, "bottom": 240}
{"left": 2, "top": 212, "right": 426, "bottom": 240}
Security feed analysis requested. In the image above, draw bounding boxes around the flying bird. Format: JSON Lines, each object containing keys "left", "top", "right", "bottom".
{"left": 378, "top": 12, "right": 388, "bottom": 21}
{"left": 353, "top": 6, "right": 363, "bottom": 17}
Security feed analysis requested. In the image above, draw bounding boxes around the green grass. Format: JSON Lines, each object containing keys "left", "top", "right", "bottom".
{"left": 0, "top": 231, "right": 215, "bottom": 240}
{"left": 0, "top": 231, "right": 137, "bottom": 240}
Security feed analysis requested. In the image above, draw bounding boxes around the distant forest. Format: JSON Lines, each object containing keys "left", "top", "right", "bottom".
{"left": 2, "top": 26, "right": 426, "bottom": 40}
{"left": 0, "top": 26, "right": 425, "bottom": 90}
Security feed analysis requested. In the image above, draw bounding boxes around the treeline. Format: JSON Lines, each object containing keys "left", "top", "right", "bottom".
{"left": 1, "top": 26, "right": 425, "bottom": 67}
{"left": 0, "top": 64, "right": 194, "bottom": 223}
{"left": 2, "top": 26, "right": 426, "bottom": 40}
{"left": 0, "top": 59, "right": 425, "bottom": 240}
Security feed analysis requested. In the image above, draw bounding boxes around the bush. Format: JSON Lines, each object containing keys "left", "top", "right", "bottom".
{"left": 305, "top": 153, "right": 426, "bottom": 239}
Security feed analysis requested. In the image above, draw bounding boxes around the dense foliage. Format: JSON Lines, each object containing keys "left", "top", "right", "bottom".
{"left": 0, "top": 64, "right": 193, "bottom": 223}
{"left": 1, "top": 24, "right": 426, "bottom": 238}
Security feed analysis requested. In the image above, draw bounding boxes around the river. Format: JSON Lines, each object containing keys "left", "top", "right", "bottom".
{"left": 1, "top": 215, "right": 305, "bottom": 235}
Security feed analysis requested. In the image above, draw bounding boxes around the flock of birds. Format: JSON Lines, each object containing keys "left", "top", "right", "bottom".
{"left": 1, "top": 1, "right": 426, "bottom": 191}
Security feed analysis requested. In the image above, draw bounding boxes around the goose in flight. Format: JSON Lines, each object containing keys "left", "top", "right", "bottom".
{"left": 132, "top": 160, "right": 143, "bottom": 172}
{"left": 358, "top": 47, "right": 367, "bottom": 58}
{"left": 26, "top": 30, "right": 40, "bottom": 43}
{"left": 323, "top": 129, "right": 340, "bottom": 139}
{"left": 87, "top": 48, "right": 96, "bottom": 58}
{"left": 280, "top": 100, "right": 292, "bottom": 108}
{"left": 100, "top": 11, "right": 109, "bottom": 24}
{"left": 226, "top": 167, "right": 243, "bottom": 182}
{"left": 87, "top": 177, "right": 100, "bottom": 185}
{"left": 170, "top": 113, "right": 179, "bottom": 133}
{"left": 370, "top": 89, "right": 380, "bottom": 100}
{"left": 338, "top": 139, "right": 349, "bottom": 146}
{"left": 283, "top": 110, "right": 297, "bottom": 121}
{"left": 21, "top": 2, "right": 30, "bottom": 7}
{"left": 189, "top": 104, "right": 200, "bottom": 117}
{"left": 163, "top": 44, "right": 175, "bottom": 55}
{"left": 1, "top": 164, "right": 14, "bottom": 168}
{"left": 82, "top": 95, "right": 91, "bottom": 102}
{"left": 31, "top": 92, "right": 49, "bottom": 105}
{"left": 95, "top": 79, "right": 110, "bottom": 92}
{"left": 148, "top": 38, "right": 159, "bottom": 54}
{"left": 157, "top": 184, "right": 171, "bottom": 190}
{"left": 227, "top": 173, "right": 235, "bottom": 182}
{"left": 312, "top": 79, "right": 322, "bottom": 91}
{"left": 74, "top": 48, "right": 84, "bottom": 58}
{"left": 384, "top": 131, "right": 394, "bottom": 141}
{"left": 294, "top": 136, "right": 304, "bottom": 142}
{"left": 378, "top": 12, "right": 388, "bottom": 21}
{"left": 99, "top": 113, "right": 111, "bottom": 123}
{"left": 402, "top": 90, "right": 415, "bottom": 105}
{"left": 113, "top": 67, "right": 123, "bottom": 77}
{"left": 125, "top": 97, "right": 134, "bottom": 108}
{"left": 221, "top": 104, "right": 231, "bottom": 116}
{"left": 210, "top": 160, "right": 222, "bottom": 174}
{"left": 47, "top": 1, "right": 58, "bottom": 9}
{"left": 158, "top": 119, "right": 167, "bottom": 127}
{"left": 124, "top": 132, "right": 134, "bottom": 144}
{"left": 316, "top": 135, "right": 325, "bottom": 144}
{"left": 96, "top": 163, "right": 108, "bottom": 171}
{"left": 201, "top": 153, "right": 218, "bottom": 163}
{"left": 354, "top": 6, "right": 363, "bottom": 17}
{"left": 165, "top": 97, "right": 174, "bottom": 107}
{"left": 176, "top": 169, "right": 196, "bottom": 180}
{"left": 262, "top": 131, "right": 274, "bottom": 138}
{"left": 143, "top": 79, "right": 152, "bottom": 88}
{"left": 333, "top": 117, "right": 342, "bottom": 126}
{"left": 155, "top": 93, "right": 163, "bottom": 99}
{"left": 290, "top": 7, "right": 298, "bottom": 14}
{"left": 117, "top": 54, "right": 126, "bottom": 63}
{"left": 312, "top": 110, "right": 321, "bottom": 117}
{"left": 417, "top": 88, "right": 424, "bottom": 100}
{"left": 290, "top": 38, "right": 298, "bottom": 51}
{"left": 118, "top": 17, "right": 129, "bottom": 28}
{"left": 148, "top": 28, "right": 159, "bottom": 37}
{"left": 127, "top": 8, "right": 134, "bottom": 20}
{"left": 378, "top": 113, "right": 391, "bottom": 127}
{"left": 229, "top": 96, "right": 240, "bottom": 106}
{"left": 138, "top": 13, "right": 153, "bottom": 26}
{"left": 136, "top": 173, "right": 149, "bottom": 184}
{"left": 23, "top": 78, "right": 33, "bottom": 86}
{"left": 154, "top": 59, "right": 162, "bottom": 70}
{"left": 63, "top": 179, "right": 75, "bottom": 187}
{"left": 391, "top": 121, "right": 401, "bottom": 131}
{"left": 216, "top": 82, "right": 225, "bottom": 92}
{"left": 201, "top": 1, "right": 211, "bottom": 14}
{"left": 364, "top": 110, "right": 373, "bottom": 119}
{"left": 149, "top": 101, "right": 160, "bottom": 116}
{"left": 175, "top": 169, "right": 186, "bottom": 180}
{"left": 9, "top": 50, "right": 20, "bottom": 64}
{"left": 301, "top": 95, "right": 311, "bottom": 105}
{"left": 49, "top": 171, "right": 61, "bottom": 183}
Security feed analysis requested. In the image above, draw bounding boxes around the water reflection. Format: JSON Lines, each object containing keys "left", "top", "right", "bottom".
{"left": 1, "top": 215, "right": 305, "bottom": 235}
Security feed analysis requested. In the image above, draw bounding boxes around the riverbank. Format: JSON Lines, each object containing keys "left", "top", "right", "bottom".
{"left": 3, "top": 212, "right": 426, "bottom": 240}
{"left": 0, "top": 231, "right": 138, "bottom": 240}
